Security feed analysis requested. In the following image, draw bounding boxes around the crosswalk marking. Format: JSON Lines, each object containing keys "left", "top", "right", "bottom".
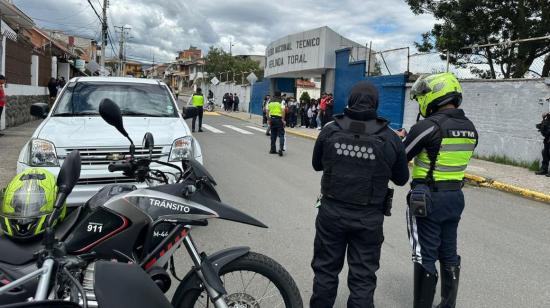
{"left": 222, "top": 125, "right": 253, "bottom": 135}
{"left": 202, "top": 124, "right": 225, "bottom": 133}
{"left": 245, "top": 126, "right": 267, "bottom": 132}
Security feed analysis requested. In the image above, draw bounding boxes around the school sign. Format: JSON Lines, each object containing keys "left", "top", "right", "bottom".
{"left": 264, "top": 26, "right": 363, "bottom": 78}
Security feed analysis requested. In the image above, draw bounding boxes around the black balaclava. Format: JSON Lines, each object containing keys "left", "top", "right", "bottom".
{"left": 344, "top": 81, "right": 379, "bottom": 120}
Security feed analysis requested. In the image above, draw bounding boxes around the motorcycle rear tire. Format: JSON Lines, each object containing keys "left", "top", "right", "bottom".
{"left": 172, "top": 252, "right": 303, "bottom": 308}
{"left": 205, "top": 105, "right": 214, "bottom": 112}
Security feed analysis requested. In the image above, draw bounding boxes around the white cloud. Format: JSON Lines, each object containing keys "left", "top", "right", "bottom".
{"left": 13, "top": 0, "right": 437, "bottom": 63}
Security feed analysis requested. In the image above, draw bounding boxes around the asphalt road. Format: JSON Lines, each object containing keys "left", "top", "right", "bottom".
{"left": 170, "top": 114, "right": 550, "bottom": 308}
{"left": 1, "top": 115, "right": 549, "bottom": 307}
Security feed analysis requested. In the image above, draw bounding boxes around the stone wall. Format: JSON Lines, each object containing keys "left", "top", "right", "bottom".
{"left": 403, "top": 78, "right": 550, "bottom": 163}
{"left": 5, "top": 95, "right": 47, "bottom": 128}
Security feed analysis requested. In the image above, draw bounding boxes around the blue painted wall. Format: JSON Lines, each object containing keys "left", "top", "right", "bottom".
{"left": 334, "top": 48, "right": 407, "bottom": 129}
{"left": 250, "top": 79, "right": 270, "bottom": 115}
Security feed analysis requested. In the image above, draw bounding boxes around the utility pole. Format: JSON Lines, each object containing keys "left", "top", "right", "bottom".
{"left": 100, "top": 0, "right": 108, "bottom": 75}
{"left": 115, "top": 25, "right": 131, "bottom": 76}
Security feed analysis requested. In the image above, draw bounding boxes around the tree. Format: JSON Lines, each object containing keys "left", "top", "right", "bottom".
{"left": 204, "top": 47, "right": 263, "bottom": 84}
{"left": 407, "top": 0, "right": 550, "bottom": 78}
{"left": 300, "top": 91, "right": 311, "bottom": 103}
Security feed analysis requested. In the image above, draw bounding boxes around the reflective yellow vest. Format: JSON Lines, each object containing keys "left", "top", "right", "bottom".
{"left": 268, "top": 101, "right": 283, "bottom": 117}
{"left": 412, "top": 117, "right": 477, "bottom": 181}
{"left": 192, "top": 95, "right": 204, "bottom": 107}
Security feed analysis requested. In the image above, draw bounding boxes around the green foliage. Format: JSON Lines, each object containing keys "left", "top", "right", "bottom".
{"left": 474, "top": 154, "right": 540, "bottom": 171}
{"left": 300, "top": 91, "right": 311, "bottom": 103}
{"left": 406, "top": 0, "right": 550, "bottom": 78}
{"left": 204, "top": 47, "right": 263, "bottom": 84}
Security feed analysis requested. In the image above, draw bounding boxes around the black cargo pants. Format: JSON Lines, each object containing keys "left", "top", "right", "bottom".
{"left": 311, "top": 197, "right": 384, "bottom": 308}
{"left": 270, "top": 116, "right": 285, "bottom": 151}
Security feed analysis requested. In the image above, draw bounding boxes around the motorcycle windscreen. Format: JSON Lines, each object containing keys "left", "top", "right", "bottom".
{"left": 93, "top": 261, "right": 172, "bottom": 308}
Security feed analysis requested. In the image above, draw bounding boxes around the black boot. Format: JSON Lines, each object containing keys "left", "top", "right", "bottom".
{"left": 436, "top": 259, "right": 460, "bottom": 308}
{"left": 535, "top": 169, "right": 548, "bottom": 175}
{"left": 413, "top": 263, "right": 438, "bottom": 308}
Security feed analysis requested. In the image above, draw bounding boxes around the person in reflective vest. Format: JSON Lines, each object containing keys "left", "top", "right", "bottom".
{"left": 399, "top": 72, "right": 478, "bottom": 308}
{"left": 267, "top": 91, "right": 285, "bottom": 156}
{"left": 188, "top": 87, "right": 205, "bottom": 132}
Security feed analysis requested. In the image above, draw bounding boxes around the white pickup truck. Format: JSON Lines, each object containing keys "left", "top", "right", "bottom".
{"left": 17, "top": 77, "right": 202, "bottom": 206}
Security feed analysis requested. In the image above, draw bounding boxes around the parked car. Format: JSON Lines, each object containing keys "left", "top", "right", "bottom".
{"left": 17, "top": 77, "right": 203, "bottom": 206}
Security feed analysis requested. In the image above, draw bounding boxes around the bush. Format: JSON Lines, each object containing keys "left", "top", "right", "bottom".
{"left": 300, "top": 91, "right": 311, "bottom": 103}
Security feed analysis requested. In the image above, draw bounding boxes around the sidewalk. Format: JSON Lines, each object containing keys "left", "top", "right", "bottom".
{"left": 0, "top": 120, "right": 42, "bottom": 188}
{"left": 218, "top": 111, "right": 550, "bottom": 204}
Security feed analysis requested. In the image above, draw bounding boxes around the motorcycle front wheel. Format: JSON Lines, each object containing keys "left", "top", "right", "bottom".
{"left": 173, "top": 252, "right": 303, "bottom": 308}
{"left": 205, "top": 104, "right": 215, "bottom": 112}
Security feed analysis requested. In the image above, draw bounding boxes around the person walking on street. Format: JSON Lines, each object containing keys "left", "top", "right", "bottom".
{"left": 535, "top": 112, "right": 550, "bottom": 176}
{"left": 223, "top": 93, "right": 229, "bottom": 111}
{"left": 267, "top": 91, "right": 285, "bottom": 156}
{"left": 233, "top": 93, "right": 240, "bottom": 112}
{"left": 262, "top": 95, "right": 271, "bottom": 128}
{"left": 228, "top": 93, "right": 234, "bottom": 112}
{"left": 399, "top": 73, "right": 478, "bottom": 308}
{"left": 324, "top": 93, "right": 334, "bottom": 124}
{"left": 174, "top": 88, "right": 179, "bottom": 100}
{"left": 0, "top": 75, "right": 6, "bottom": 136}
{"left": 48, "top": 78, "right": 58, "bottom": 106}
{"left": 310, "top": 81, "right": 409, "bottom": 308}
{"left": 188, "top": 87, "right": 205, "bottom": 132}
{"left": 289, "top": 97, "right": 298, "bottom": 128}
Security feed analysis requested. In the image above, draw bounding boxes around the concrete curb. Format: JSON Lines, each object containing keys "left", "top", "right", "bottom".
{"left": 217, "top": 112, "right": 550, "bottom": 204}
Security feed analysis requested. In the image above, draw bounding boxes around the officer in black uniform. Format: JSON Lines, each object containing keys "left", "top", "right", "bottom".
{"left": 310, "top": 81, "right": 409, "bottom": 308}
{"left": 535, "top": 112, "right": 550, "bottom": 176}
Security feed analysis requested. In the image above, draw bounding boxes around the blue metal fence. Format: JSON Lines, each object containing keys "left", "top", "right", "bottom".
{"left": 250, "top": 79, "right": 270, "bottom": 115}
{"left": 334, "top": 48, "right": 407, "bottom": 129}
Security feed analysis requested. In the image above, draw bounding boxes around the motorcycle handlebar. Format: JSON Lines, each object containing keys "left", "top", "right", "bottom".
{"left": 108, "top": 162, "right": 133, "bottom": 173}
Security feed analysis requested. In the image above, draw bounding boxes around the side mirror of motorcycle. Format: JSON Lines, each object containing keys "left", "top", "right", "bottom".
{"left": 182, "top": 106, "right": 198, "bottom": 120}
{"left": 142, "top": 132, "right": 154, "bottom": 158}
{"left": 100, "top": 98, "right": 135, "bottom": 156}
{"left": 57, "top": 150, "right": 81, "bottom": 196}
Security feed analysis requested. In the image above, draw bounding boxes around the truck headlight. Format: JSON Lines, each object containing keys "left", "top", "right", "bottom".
{"left": 169, "top": 137, "right": 193, "bottom": 162}
{"left": 29, "top": 139, "right": 59, "bottom": 167}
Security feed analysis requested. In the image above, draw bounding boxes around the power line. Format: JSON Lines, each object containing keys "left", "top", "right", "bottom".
{"left": 86, "top": 0, "right": 103, "bottom": 23}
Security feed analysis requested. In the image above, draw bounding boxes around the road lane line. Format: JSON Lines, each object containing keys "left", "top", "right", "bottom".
{"left": 245, "top": 126, "right": 266, "bottom": 132}
{"left": 222, "top": 125, "right": 253, "bottom": 135}
{"left": 202, "top": 124, "right": 225, "bottom": 133}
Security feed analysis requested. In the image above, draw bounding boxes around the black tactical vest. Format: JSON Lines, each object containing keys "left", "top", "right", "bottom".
{"left": 321, "top": 116, "right": 392, "bottom": 206}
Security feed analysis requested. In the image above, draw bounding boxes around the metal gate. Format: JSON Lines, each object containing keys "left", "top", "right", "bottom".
{"left": 365, "top": 74, "right": 407, "bottom": 129}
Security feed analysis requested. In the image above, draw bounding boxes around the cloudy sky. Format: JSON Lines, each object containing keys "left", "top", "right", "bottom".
{"left": 13, "top": 0, "right": 437, "bottom": 64}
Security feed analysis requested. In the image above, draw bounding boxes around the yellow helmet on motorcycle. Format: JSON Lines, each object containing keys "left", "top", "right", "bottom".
{"left": 410, "top": 72, "right": 462, "bottom": 117}
{"left": 0, "top": 168, "right": 65, "bottom": 240}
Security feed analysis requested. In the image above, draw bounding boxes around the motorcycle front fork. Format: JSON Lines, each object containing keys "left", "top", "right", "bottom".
{"left": 183, "top": 234, "right": 229, "bottom": 308}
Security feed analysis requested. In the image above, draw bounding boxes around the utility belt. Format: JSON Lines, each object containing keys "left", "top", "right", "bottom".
{"left": 411, "top": 180, "right": 463, "bottom": 192}
{"left": 270, "top": 115, "right": 282, "bottom": 119}
{"left": 321, "top": 187, "right": 394, "bottom": 217}
{"left": 408, "top": 180, "right": 463, "bottom": 218}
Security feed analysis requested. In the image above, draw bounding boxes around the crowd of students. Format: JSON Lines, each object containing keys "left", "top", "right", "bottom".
{"left": 222, "top": 93, "right": 240, "bottom": 112}
{"left": 262, "top": 93, "right": 334, "bottom": 129}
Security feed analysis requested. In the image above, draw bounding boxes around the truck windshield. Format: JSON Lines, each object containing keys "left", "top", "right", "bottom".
{"left": 53, "top": 82, "right": 178, "bottom": 117}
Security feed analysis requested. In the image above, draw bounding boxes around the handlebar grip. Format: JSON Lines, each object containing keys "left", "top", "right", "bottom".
{"left": 108, "top": 162, "right": 132, "bottom": 173}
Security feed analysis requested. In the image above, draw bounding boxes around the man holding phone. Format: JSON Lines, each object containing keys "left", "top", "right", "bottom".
{"left": 399, "top": 73, "right": 477, "bottom": 308}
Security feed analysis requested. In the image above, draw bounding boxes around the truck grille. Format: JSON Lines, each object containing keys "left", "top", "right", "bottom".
{"left": 64, "top": 146, "right": 166, "bottom": 166}
{"left": 77, "top": 176, "right": 137, "bottom": 185}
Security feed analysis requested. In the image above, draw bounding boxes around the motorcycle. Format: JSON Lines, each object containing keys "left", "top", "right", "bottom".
{"left": 0, "top": 99, "right": 303, "bottom": 308}
{"left": 205, "top": 97, "right": 216, "bottom": 112}
{"left": 0, "top": 150, "right": 173, "bottom": 308}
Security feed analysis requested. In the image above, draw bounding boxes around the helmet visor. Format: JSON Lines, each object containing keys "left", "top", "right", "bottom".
{"left": 410, "top": 76, "right": 431, "bottom": 100}
{"left": 4, "top": 180, "right": 48, "bottom": 218}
